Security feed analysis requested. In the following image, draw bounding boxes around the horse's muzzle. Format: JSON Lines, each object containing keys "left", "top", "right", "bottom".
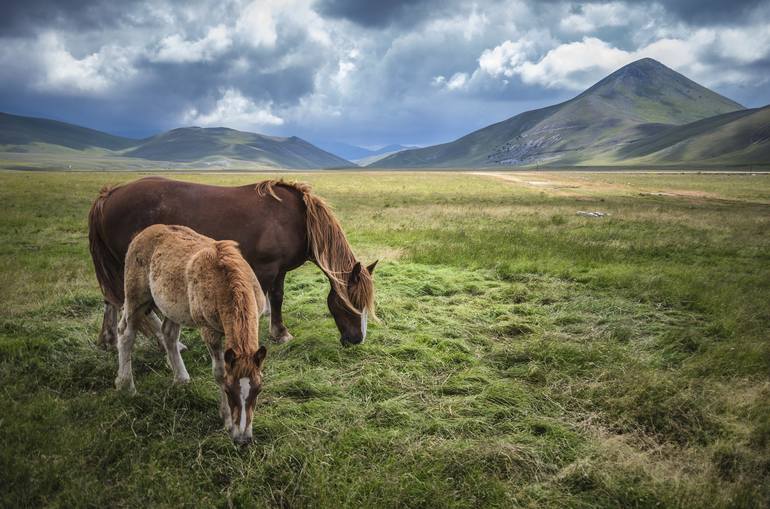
{"left": 340, "top": 336, "right": 363, "bottom": 347}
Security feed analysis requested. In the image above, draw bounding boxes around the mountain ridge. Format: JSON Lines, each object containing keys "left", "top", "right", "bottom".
{"left": 0, "top": 113, "right": 355, "bottom": 169}
{"left": 372, "top": 58, "right": 752, "bottom": 168}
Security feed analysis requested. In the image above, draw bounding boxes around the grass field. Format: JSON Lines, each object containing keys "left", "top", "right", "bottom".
{"left": 1, "top": 170, "right": 768, "bottom": 508}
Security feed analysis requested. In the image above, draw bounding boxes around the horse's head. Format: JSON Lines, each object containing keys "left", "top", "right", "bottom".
{"left": 223, "top": 345, "right": 266, "bottom": 445}
{"left": 327, "top": 260, "right": 377, "bottom": 346}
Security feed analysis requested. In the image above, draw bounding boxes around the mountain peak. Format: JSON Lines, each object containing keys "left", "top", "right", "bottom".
{"left": 373, "top": 57, "right": 746, "bottom": 168}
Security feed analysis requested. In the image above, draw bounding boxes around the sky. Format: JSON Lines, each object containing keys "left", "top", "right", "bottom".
{"left": 1, "top": 0, "right": 769, "bottom": 149}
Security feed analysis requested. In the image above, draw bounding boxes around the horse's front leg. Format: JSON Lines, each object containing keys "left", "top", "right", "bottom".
{"left": 202, "top": 328, "right": 232, "bottom": 430}
{"left": 160, "top": 318, "right": 190, "bottom": 384}
{"left": 268, "top": 271, "right": 293, "bottom": 343}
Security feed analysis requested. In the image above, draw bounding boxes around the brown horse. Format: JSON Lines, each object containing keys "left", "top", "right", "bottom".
{"left": 116, "top": 224, "right": 267, "bottom": 445}
{"left": 89, "top": 177, "right": 377, "bottom": 348}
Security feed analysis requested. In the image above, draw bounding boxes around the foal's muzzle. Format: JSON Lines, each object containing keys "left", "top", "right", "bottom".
{"left": 233, "top": 434, "right": 252, "bottom": 446}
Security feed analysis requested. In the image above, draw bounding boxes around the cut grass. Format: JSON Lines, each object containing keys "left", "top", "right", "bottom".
{"left": 0, "top": 171, "right": 768, "bottom": 508}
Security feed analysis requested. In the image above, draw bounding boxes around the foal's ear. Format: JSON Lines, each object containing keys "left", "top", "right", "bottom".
{"left": 366, "top": 260, "right": 378, "bottom": 275}
{"left": 253, "top": 345, "right": 267, "bottom": 368}
{"left": 349, "top": 261, "right": 362, "bottom": 284}
{"left": 224, "top": 348, "right": 236, "bottom": 368}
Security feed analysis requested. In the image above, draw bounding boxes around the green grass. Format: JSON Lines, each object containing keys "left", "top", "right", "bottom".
{"left": 1, "top": 170, "right": 768, "bottom": 508}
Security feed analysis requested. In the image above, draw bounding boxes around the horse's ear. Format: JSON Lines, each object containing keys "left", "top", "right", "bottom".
{"left": 366, "top": 260, "right": 378, "bottom": 275}
{"left": 224, "top": 348, "right": 236, "bottom": 368}
{"left": 349, "top": 262, "right": 362, "bottom": 284}
{"left": 254, "top": 345, "right": 267, "bottom": 368}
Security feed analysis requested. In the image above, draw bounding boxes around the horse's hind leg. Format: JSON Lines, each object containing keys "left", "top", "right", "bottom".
{"left": 97, "top": 302, "right": 118, "bottom": 349}
{"left": 202, "top": 328, "right": 231, "bottom": 430}
{"left": 160, "top": 318, "right": 190, "bottom": 384}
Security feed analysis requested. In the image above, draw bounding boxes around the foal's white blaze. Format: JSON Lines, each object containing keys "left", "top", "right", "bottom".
{"left": 361, "top": 309, "right": 368, "bottom": 341}
{"left": 238, "top": 377, "right": 250, "bottom": 432}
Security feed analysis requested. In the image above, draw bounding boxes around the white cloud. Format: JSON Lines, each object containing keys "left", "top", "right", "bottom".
{"left": 447, "top": 72, "right": 469, "bottom": 90}
{"left": 478, "top": 39, "right": 534, "bottom": 78}
{"left": 183, "top": 88, "right": 284, "bottom": 129}
{"left": 516, "top": 37, "right": 629, "bottom": 88}
{"left": 476, "top": 24, "right": 770, "bottom": 91}
{"left": 152, "top": 24, "right": 232, "bottom": 63}
{"left": 236, "top": 1, "right": 278, "bottom": 48}
{"left": 431, "top": 72, "right": 469, "bottom": 91}
{"left": 32, "top": 32, "right": 136, "bottom": 94}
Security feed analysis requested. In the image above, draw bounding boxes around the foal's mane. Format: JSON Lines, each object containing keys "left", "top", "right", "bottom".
{"left": 255, "top": 179, "right": 376, "bottom": 318}
{"left": 215, "top": 240, "right": 261, "bottom": 359}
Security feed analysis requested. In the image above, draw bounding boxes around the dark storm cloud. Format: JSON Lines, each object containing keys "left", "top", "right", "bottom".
{"left": 314, "top": 0, "right": 437, "bottom": 28}
{"left": 0, "top": 0, "right": 145, "bottom": 34}
{"left": 651, "top": 0, "right": 766, "bottom": 25}
{"left": 0, "top": 0, "right": 768, "bottom": 146}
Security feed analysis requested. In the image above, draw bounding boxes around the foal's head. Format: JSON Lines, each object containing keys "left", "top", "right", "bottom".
{"left": 327, "top": 260, "right": 377, "bottom": 346}
{"left": 223, "top": 346, "right": 266, "bottom": 445}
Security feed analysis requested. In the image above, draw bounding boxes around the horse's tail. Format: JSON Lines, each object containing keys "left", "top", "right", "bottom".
{"left": 88, "top": 185, "right": 123, "bottom": 305}
{"left": 255, "top": 179, "right": 375, "bottom": 318}
{"left": 215, "top": 240, "right": 262, "bottom": 354}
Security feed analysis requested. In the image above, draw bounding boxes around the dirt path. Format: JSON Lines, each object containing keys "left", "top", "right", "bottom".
{"left": 468, "top": 171, "right": 766, "bottom": 202}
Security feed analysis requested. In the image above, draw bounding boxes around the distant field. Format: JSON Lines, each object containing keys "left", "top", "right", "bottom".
{"left": 1, "top": 170, "right": 768, "bottom": 508}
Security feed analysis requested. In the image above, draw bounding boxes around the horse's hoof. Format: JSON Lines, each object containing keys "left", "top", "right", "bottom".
{"left": 115, "top": 378, "right": 137, "bottom": 395}
{"left": 174, "top": 376, "right": 191, "bottom": 385}
{"left": 273, "top": 332, "right": 293, "bottom": 344}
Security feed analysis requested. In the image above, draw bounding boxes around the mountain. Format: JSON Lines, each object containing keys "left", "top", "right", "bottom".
{"left": 313, "top": 141, "right": 375, "bottom": 161}
{"left": 0, "top": 113, "right": 354, "bottom": 169}
{"left": 124, "top": 127, "right": 353, "bottom": 168}
{"left": 315, "top": 141, "right": 417, "bottom": 165}
{"left": 619, "top": 105, "right": 770, "bottom": 165}
{"left": 0, "top": 112, "right": 136, "bottom": 151}
{"left": 353, "top": 144, "right": 417, "bottom": 166}
{"left": 372, "top": 58, "right": 747, "bottom": 168}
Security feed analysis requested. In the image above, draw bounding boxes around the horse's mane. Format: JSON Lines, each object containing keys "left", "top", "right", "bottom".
{"left": 215, "top": 240, "right": 261, "bottom": 363}
{"left": 255, "top": 179, "right": 376, "bottom": 318}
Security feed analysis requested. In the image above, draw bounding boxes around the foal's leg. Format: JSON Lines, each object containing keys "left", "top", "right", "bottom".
{"left": 160, "top": 318, "right": 190, "bottom": 384}
{"left": 269, "top": 271, "right": 293, "bottom": 343}
{"left": 97, "top": 302, "right": 118, "bottom": 349}
{"left": 202, "top": 327, "right": 232, "bottom": 430}
{"left": 139, "top": 311, "right": 188, "bottom": 353}
{"left": 115, "top": 304, "right": 144, "bottom": 394}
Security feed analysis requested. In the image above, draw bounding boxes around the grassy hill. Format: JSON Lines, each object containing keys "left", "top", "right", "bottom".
{"left": 0, "top": 113, "right": 354, "bottom": 169}
{"left": 0, "top": 112, "right": 136, "bottom": 152}
{"left": 372, "top": 59, "right": 748, "bottom": 168}
{"left": 123, "top": 127, "right": 354, "bottom": 168}
{"left": 619, "top": 105, "right": 770, "bottom": 165}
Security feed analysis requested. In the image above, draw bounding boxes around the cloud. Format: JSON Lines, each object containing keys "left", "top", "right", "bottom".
{"left": 654, "top": 0, "right": 766, "bottom": 25}
{"left": 314, "top": 0, "right": 434, "bottom": 28}
{"left": 151, "top": 25, "right": 232, "bottom": 63}
{"left": 478, "top": 40, "right": 535, "bottom": 78}
{"left": 183, "top": 88, "right": 284, "bottom": 129}
{"left": 476, "top": 23, "right": 770, "bottom": 91}
{"left": 24, "top": 32, "right": 136, "bottom": 94}
{"left": 515, "top": 37, "right": 631, "bottom": 89}
{"left": 1, "top": 0, "right": 769, "bottom": 147}
{"left": 236, "top": 0, "right": 278, "bottom": 48}
{"left": 559, "top": 2, "right": 630, "bottom": 33}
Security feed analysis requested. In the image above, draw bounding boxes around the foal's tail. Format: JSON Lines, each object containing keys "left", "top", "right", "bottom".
{"left": 88, "top": 185, "right": 123, "bottom": 305}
